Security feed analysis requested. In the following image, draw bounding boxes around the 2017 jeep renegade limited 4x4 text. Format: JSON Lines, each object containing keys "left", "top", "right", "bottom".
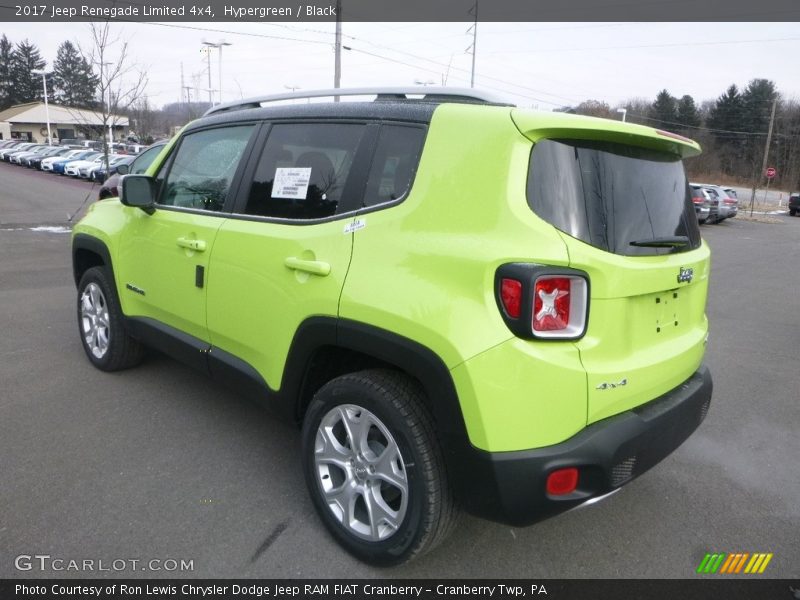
{"left": 72, "top": 87, "right": 713, "bottom": 566}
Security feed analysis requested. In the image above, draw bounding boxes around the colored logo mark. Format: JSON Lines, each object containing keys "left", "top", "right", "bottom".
{"left": 697, "top": 552, "right": 773, "bottom": 574}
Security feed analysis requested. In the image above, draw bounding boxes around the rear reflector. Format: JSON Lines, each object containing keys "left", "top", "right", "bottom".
{"left": 546, "top": 467, "right": 579, "bottom": 496}
{"left": 500, "top": 278, "right": 522, "bottom": 318}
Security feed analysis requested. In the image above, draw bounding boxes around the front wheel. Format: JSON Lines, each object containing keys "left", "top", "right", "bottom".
{"left": 77, "top": 266, "right": 144, "bottom": 371}
{"left": 301, "top": 370, "right": 458, "bottom": 566}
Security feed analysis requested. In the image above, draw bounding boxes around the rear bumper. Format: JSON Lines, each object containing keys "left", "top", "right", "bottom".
{"left": 449, "top": 365, "right": 712, "bottom": 526}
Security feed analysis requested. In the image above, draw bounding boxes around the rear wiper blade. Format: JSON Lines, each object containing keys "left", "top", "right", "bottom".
{"left": 629, "top": 236, "right": 690, "bottom": 248}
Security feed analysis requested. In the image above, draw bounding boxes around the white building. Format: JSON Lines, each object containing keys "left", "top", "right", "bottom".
{"left": 0, "top": 102, "right": 129, "bottom": 143}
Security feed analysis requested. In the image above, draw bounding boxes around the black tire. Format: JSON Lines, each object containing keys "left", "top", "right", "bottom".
{"left": 790, "top": 208, "right": 797, "bottom": 216}
{"left": 77, "top": 266, "right": 144, "bottom": 371}
{"left": 301, "top": 369, "right": 458, "bottom": 566}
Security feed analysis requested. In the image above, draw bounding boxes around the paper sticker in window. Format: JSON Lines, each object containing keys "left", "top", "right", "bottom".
{"left": 273, "top": 167, "right": 311, "bottom": 199}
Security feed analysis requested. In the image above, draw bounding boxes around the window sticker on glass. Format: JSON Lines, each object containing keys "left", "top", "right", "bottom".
{"left": 273, "top": 167, "right": 311, "bottom": 199}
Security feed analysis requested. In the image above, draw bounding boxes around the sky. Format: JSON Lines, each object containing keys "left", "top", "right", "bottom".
{"left": 3, "top": 21, "right": 799, "bottom": 112}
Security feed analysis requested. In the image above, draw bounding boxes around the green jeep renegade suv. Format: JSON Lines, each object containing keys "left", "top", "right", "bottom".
{"left": 72, "top": 87, "right": 713, "bottom": 566}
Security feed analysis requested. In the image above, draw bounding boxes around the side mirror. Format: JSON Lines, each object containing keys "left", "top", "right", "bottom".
{"left": 119, "top": 175, "right": 156, "bottom": 214}
{"left": 116, "top": 163, "right": 130, "bottom": 175}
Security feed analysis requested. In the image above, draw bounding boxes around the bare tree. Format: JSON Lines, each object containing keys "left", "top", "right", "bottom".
{"left": 84, "top": 22, "right": 148, "bottom": 171}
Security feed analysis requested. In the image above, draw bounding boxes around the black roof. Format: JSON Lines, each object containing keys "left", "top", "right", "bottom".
{"left": 185, "top": 101, "right": 441, "bottom": 132}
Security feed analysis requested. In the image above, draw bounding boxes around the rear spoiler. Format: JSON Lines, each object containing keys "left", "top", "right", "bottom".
{"left": 511, "top": 110, "right": 701, "bottom": 158}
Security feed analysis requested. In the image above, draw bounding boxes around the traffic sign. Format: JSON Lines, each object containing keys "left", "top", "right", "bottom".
{"left": 766, "top": 167, "right": 777, "bottom": 178}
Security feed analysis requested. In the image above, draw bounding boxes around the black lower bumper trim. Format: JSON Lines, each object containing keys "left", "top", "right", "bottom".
{"left": 448, "top": 365, "right": 713, "bottom": 526}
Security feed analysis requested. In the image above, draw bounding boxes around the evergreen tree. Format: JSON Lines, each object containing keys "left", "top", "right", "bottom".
{"left": 650, "top": 89, "right": 678, "bottom": 125}
{"left": 740, "top": 79, "right": 779, "bottom": 174}
{"left": 740, "top": 79, "right": 778, "bottom": 136}
{"left": 9, "top": 39, "right": 46, "bottom": 105}
{"left": 0, "top": 35, "right": 14, "bottom": 110}
{"left": 52, "top": 40, "right": 99, "bottom": 108}
{"left": 676, "top": 95, "right": 701, "bottom": 129}
{"left": 707, "top": 84, "right": 744, "bottom": 133}
{"left": 707, "top": 85, "right": 746, "bottom": 175}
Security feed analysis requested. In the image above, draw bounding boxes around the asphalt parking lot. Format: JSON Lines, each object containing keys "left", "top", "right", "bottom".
{"left": 1, "top": 161, "right": 798, "bottom": 579}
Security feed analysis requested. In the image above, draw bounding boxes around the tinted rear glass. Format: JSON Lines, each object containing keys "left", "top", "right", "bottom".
{"left": 527, "top": 139, "right": 701, "bottom": 256}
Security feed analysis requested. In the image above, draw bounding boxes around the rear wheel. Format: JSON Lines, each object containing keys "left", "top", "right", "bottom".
{"left": 790, "top": 208, "right": 797, "bottom": 216}
{"left": 301, "top": 369, "right": 457, "bottom": 566}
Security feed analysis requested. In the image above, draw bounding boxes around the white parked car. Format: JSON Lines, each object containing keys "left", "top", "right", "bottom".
{"left": 81, "top": 154, "right": 125, "bottom": 179}
{"left": 41, "top": 150, "right": 85, "bottom": 171}
{"left": 64, "top": 153, "right": 103, "bottom": 176}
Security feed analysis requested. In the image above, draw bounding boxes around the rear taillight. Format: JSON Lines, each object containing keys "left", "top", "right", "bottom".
{"left": 532, "top": 275, "right": 588, "bottom": 338}
{"left": 691, "top": 196, "right": 703, "bottom": 205}
{"left": 495, "top": 265, "right": 589, "bottom": 340}
{"left": 724, "top": 199, "right": 736, "bottom": 205}
{"left": 500, "top": 278, "right": 522, "bottom": 318}
{"left": 533, "top": 277, "right": 572, "bottom": 331}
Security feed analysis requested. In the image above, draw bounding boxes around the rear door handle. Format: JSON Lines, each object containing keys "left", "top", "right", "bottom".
{"left": 176, "top": 237, "right": 207, "bottom": 252}
{"left": 284, "top": 257, "right": 331, "bottom": 276}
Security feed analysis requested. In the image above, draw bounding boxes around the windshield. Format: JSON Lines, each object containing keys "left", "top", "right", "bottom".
{"left": 527, "top": 139, "right": 701, "bottom": 256}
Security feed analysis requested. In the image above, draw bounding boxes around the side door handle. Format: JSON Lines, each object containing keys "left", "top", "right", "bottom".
{"left": 176, "top": 237, "right": 207, "bottom": 252}
{"left": 284, "top": 257, "right": 331, "bottom": 276}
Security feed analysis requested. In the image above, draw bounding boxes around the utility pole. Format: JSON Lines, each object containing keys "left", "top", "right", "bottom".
{"left": 749, "top": 97, "right": 777, "bottom": 216}
{"left": 202, "top": 46, "right": 212, "bottom": 104}
{"left": 469, "top": 1, "right": 478, "bottom": 88}
{"left": 334, "top": 0, "right": 342, "bottom": 101}
{"left": 180, "top": 62, "right": 185, "bottom": 104}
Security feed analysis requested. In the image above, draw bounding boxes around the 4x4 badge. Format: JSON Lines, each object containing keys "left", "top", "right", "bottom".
{"left": 677, "top": 267, "right": 694, "bottom": 284}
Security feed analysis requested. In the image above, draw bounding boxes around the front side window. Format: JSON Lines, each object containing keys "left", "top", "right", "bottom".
{"left": 131, "top": 144, "right": 166, "bottom": 174}
{"left": 244, "top": 123, "right": 364, "bottom": 220}
{"left": 527, "top": 139, "right": 701, "bottom": 256}
{"left": 158, "top": 125, "right": 254, "bottom": 212}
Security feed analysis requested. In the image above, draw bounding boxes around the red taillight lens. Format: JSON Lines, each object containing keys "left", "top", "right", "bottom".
{"left": 546, "top": 467, "right": 579, "bottom": 496}
{"left": 692, "top": 197, "right": 703, "bottom": 204}
{"left": 531, "top": 275, "right": 588, "bottom": 339}
{"left": 533, "top": 277, "right": 572, "bottom": 331}
{"left": 500, "top": 278, "right": 522, "bottom": 318}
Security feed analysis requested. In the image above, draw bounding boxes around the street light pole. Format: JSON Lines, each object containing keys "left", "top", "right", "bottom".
{"left": 616, "top": 108, "right": 627, "bottom": 122}
{"left": 31, "top": 69, "right": 52, "bottom": 145}
{"left": 202, "top": 40, "right": 232, "bottom": 105}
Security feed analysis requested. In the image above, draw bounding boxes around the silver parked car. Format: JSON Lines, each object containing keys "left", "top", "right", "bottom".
{"left": 698, "top": 184, "right": 738, "bottom": 221}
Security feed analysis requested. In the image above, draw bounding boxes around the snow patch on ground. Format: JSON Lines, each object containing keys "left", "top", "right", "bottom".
{"left": 28, "top": 226, "right": 72, "bottom": 233}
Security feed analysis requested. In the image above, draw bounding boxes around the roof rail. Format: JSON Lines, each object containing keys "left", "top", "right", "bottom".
{"left": 203, "top": 86, "right": 513, "bottom": 117}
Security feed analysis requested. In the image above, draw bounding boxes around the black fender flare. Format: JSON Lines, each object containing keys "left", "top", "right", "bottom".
{"left": 72, "top": 234, "right": 115, "bottom": 288}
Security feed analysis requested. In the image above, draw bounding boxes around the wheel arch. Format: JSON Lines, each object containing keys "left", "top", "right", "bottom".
{"left": 72, "top": 234, "right": 115, "bottom": 289}
{"left": 285, "top": 319, "right": 462, "bottom": 428}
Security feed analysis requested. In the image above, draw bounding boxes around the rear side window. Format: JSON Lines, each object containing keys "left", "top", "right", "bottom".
{"left": 363, "top": 125, "right": 425, "bottom": 207}
{"left": 527, "top": 139, "right": 701, "bottom": 256}
{"left": 244, "top": 123, "right": 364, "bottom": 220}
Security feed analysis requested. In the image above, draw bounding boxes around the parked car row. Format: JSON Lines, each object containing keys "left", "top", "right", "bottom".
{"left": 690, "top": 182, "right": 739, "bottom": 224}
{"left": 0, "top": 139, "right": 144, "bottom": 185}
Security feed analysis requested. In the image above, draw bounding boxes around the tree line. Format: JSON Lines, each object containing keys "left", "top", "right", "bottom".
{"left": 0, "top": 35, "right": 98, "bottom": 111}
{"left": 567, "top": 79, "right": 800, "bottom": 191}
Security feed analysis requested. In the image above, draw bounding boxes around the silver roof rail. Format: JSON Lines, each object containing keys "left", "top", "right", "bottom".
{"left": 203, "top": 86, "right": 513, "bottom": 116}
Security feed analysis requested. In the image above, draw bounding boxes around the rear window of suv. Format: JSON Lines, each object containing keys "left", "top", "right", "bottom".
{"left": 527, "top": 139, "right": 701, "bottom": 256}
